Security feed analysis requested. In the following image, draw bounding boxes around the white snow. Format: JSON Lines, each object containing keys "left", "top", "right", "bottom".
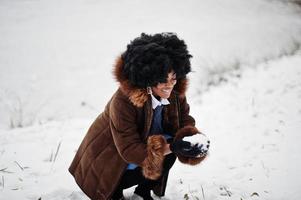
{"left": 176, "top": 53, "right": 301, "bottom": 200}
{"left": 1, "top": 0, "right": 301, "bottom": 199}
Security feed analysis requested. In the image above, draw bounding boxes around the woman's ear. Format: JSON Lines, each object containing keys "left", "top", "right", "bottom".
{"left": 147, "top": 86, "right": 152, "bottom": 95}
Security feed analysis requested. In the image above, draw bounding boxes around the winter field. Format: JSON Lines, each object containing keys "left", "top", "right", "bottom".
{"left": 1, "top": 0, "right": 301, "bottom": 200}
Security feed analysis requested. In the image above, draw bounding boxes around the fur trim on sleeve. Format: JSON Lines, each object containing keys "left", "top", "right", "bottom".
{"left": 141, "top": 135, "right": 167, "bottom": 180}
{"left": 174, "top": 126, "right": 208, "bottom": 165}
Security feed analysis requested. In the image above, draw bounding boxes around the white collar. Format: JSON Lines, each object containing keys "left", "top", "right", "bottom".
{"left": 150, "top": 94, "right": 170, "bottom": 109}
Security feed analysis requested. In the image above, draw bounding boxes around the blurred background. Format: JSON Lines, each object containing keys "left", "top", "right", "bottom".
{"left": 0, "top": 0, "right": 301, "bottom": 199}
{"left": 0, "top": 0, "right": 300, "bottom": 129}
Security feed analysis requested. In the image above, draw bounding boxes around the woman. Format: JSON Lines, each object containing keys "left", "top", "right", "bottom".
{"left": 69, "top": 33, "right": 209, "bottom": 200}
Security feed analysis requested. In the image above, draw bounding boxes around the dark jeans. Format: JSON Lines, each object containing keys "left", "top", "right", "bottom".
{"left": 112, "top": 153, "right": 176, "bottom": 197}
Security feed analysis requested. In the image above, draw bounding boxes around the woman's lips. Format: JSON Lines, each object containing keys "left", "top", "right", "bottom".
{"left": 162, "top": 88, "right": 172, "bottom": 94}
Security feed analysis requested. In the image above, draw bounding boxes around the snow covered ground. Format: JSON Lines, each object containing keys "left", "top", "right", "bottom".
{"left": 1, "top": 0, "right": 301, "bottom": 199}
{"left": 172, "top": 52, "right": 301, "bottom": 200}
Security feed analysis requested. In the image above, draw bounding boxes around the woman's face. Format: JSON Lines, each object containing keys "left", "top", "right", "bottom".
{"left": 152, "top": 71, "right": 177, "bottom": 99}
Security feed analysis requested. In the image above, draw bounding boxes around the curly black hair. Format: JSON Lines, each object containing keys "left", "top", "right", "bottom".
{"left": 121, "top": 32, "right": 192, "bottom": 88}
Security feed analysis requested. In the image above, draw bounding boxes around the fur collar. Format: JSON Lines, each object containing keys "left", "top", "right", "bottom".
{"left": 112, "top": 56, "right": 188, "bottom": 107}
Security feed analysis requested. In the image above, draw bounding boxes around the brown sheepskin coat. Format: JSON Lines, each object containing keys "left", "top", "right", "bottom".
{"left": 68, "top": 57, "right": 206, "bottom": 200}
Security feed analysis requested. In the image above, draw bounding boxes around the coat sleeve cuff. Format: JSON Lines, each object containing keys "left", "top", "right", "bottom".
{"left": 141, "top": 135, "right": 167, "bottom": 180}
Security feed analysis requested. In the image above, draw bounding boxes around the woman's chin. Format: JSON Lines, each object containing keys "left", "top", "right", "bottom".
{"left": 160, "top": 93, "right": 171, "bottom": 99}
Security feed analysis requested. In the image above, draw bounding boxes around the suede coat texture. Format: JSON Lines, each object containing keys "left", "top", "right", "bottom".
{"left": 68, "top": 57, "right": 206, "bottom": 200}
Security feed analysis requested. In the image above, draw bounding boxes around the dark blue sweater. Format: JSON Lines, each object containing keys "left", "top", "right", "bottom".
{"left": 127, "top": 105, "right": 171, "bottom": 170}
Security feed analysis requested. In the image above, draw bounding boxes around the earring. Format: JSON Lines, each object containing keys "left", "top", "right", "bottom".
{"left": 147, "top": 87, "right": 152, "bottom": 95}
